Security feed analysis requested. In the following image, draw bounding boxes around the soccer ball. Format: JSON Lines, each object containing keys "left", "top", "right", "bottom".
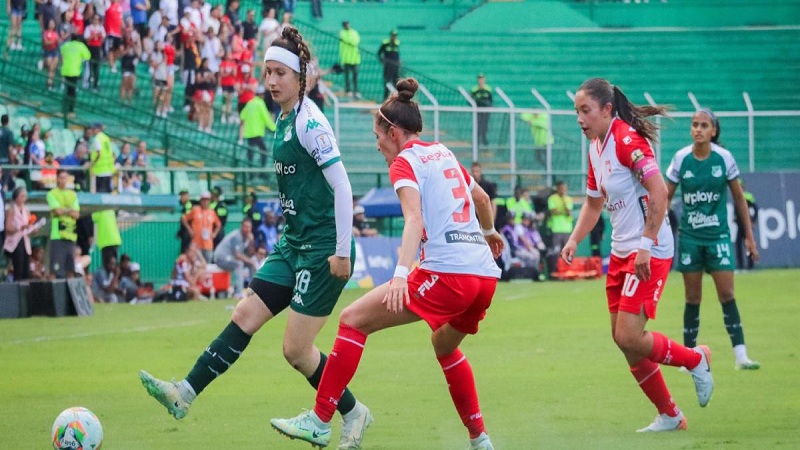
{"left": 51, "top": 407, "right": 104, "bottom": 450}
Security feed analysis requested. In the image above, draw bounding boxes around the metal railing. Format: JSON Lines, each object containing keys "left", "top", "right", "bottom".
{"left": 320, "top": 84, "right": 800, "bottom": 195}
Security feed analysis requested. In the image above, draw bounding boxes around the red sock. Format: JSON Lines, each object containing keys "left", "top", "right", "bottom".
{"left": 437, "top": 349, "right": 485, "bottom": 439}
{"left": 630, "top": 359, "right": 679, "bottom": 416}
{"left": 649, "top": 331, "right": 702, "bottom": 369}
{"left": 314, "top": 324, "right": 367, "bottom": 423}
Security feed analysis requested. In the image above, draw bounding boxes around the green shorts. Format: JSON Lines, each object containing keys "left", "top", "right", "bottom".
{"left": 677, "top": 238, "right": 735, "bottom": 273}
{"left": 253, "top": 240, "right": 355, "bottom": 317}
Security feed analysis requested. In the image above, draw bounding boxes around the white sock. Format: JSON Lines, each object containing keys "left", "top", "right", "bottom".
{"left": 179, "top": 380, "right": 197, "bottom": 402}
{"left": 733, "top": 344, "right": 748, "bottom": 362}
{"left": 470, "top": 432, "right": 489, "bottom": 445}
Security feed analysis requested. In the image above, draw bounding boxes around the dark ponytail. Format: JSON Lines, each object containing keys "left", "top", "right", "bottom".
{"left": 376, "top": 78, "right": 423, "bottom": 133}
{"left": 580, "top": 78, "right": 669, "bottom": 143}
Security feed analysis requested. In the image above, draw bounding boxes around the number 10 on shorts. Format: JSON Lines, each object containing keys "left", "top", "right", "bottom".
{"left": 623, "top": 273, "right": 640, "bottom": 297}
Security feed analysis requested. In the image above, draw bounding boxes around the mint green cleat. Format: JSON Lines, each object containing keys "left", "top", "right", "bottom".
{"left": 271, "top": 410, "right": 332, "bottom": 448}
{"left": 469, "top": 432, "right": 495, "bottom": 450}
{"left": 338, "top": 400, "right": 373, "bottom": 449}
{"left": 139, "top": 370, "right": 191, "bottom": 419}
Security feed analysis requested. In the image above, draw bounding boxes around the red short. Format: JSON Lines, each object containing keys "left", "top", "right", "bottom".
{"left": 405, "top": 268, "right": 497, "bottom": 335}
{"left": 606, "top": 253, "right": 672, "bottom": 319}
{"left": 192, "top": 89, "right": 215, "bottom": 103}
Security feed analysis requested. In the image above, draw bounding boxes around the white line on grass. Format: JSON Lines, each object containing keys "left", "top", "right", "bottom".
{"left": 5, "top": 320, "right": 208, "bottom": 345}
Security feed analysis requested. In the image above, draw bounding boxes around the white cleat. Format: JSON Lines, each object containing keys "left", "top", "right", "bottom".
{"left": 735, "top": 359, "right": 761, "bottom": 370}
{"left": 636, "top": 411, "right": 688, "bottom": 432}
{"left": 690, "top": 345, "right": 714, "bottom": 407}
{"left": 338, "top": 401, "right": 373, "bottom": 449}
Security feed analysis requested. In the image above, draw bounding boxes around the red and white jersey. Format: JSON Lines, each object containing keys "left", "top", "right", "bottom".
{"left": 390, "top": 141, "right": 501, "bottom": 278}
{"left": 586, "top": 118, "right": 673, "bottom": 259}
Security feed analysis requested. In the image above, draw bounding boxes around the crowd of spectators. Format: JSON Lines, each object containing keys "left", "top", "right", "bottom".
{"left": 8, "top": 0, "right": 327, "bottom": 147}
{"left": 170, "top": 187, "right": 285, "bottom": 300}
{"left": 468, "top": 161, "right": 603, "bottom": 281}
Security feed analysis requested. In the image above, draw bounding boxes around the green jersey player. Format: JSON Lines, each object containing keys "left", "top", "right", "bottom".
{"left": 666, "top": 108, "right": 760, "bottom": 370}
{"left": 139, "top": 27, "right": 373, "bottom": 449}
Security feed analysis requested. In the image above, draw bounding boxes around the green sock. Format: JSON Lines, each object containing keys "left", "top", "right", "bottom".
{"left": 185, "top": 321, "right": 252, "bottom": 395}
{"left": 683, "top": 303, "right": 700, "bottom": 348}
{"left": 307, "top": 352, "right": 357, "bottom": 415}
{"left": 722, "top": 299, "right": 746, "bottom": 347}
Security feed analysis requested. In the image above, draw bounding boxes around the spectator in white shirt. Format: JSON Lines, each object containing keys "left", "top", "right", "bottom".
{"left": 258, "top": 7, "right": 279, "bottom": 57}
{"left": 161, "top": 0, "right": 179, "bottom": 27}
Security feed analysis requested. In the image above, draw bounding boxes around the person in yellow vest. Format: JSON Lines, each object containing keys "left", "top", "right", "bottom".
{"left": 547, "top": 180, "right": 573, "bottom": 277}
{"left": 47, "top": 169, "right": 80, "bottom": 278}
{"left": 339, "top": 20, "right": 361, "bottom": 98}
{"left": 92, "top": 209, "right": 122, "bottom": 268}
{"left": 239, "top": 95, "right": 276, "bottom": 167}
{"left": 60, "top": 34, "right": 91, "bottom": 117}
{"left": 506, "top": 185, "right": 534, "bottom": 224}
{"left": 88, "top": 122, "right": 116, "bottom": 193}
{"left": 520, "top": 111, "right": 554, "bottom": 167}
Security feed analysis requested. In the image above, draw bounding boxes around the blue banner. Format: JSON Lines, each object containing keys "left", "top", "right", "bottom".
{"left": 347, "top": 237, "right": 403, "bottom": 289}
{"left": 737, "top": 172, "right": 800, "bottom": 267}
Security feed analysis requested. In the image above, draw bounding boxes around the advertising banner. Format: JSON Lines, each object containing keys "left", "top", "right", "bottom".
{"left": 348, "top": 237, "right": 403, "bottom": 289}
{"left": 739, "top": 172, "right": 800, "bottom": 267}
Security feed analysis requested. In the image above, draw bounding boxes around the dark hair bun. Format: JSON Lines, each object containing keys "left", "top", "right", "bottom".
{"left": 395, "top": 78, "right": 419, "bottom": 102}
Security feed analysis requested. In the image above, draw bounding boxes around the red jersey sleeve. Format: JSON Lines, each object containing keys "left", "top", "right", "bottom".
{"left": 614, "top": 122, "right": 660, "bottom": 184}
{"left": 389, "top": 156, "right": 419, "bottom": 191}
{"left": 615, "top": 124, "right": 655, "bottom": 170}
{"left": 458, "top": 162, "right": 475, "bottom": 190}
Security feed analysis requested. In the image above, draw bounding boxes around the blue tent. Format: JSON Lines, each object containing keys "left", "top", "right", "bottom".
{"left": 358, "top": 187, "right": 402, "bottom": 217}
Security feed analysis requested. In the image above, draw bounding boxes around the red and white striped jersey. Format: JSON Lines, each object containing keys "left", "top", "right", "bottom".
{"left": 390, "top": 140, "right": 501, "bottom": 278}
{"left": 586, "top": 118, "right": 673, "bottom": 259}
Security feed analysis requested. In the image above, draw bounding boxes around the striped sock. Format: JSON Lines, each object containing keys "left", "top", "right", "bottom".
{"left": 722, "top": 299, "right": 746, "bottom": 347}
{"left": 306, "top": 352, "right": 357, "bottom": 416}
{"left": 631, "top": 359, "right": 679, "bottom": 416}
{"left": 314, "top": 324, "right": 367, "bottom": 423}
{"left": 438, "top": 349, "right": 485, "bottom": 439}
{"left": 683, "top": 303, "right": 700, "bottom": 348}
{"left": 185, "top": 321, "right": 251, "bottom": 395}
{"left": 649, "top": 331, "right": 702, "bottom": 369}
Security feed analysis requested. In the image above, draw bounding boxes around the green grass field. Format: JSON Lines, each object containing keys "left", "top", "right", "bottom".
{"left": 2, "top": 269, "right": 799, "bottom": 449}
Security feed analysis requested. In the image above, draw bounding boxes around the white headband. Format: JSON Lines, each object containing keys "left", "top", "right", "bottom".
{"left": 264, "top": 46, "right": 301, "bottom": 73}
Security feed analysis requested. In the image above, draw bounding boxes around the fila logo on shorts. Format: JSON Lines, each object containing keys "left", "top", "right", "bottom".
{"left": 417, "top": 274, "right": 440, "bottom": 297}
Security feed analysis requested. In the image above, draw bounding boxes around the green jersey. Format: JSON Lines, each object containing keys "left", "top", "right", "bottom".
{"left": 666, "top": 143, "right": 739, "bottom": 242}
{"left": 273, "top": 97, "right": 341, "bottom": 252}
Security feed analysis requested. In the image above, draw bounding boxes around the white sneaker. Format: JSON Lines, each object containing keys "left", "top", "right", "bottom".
{"left": 270, "top": 410, "right": 331, "bottom": 448}
{"left": 338, "top": 400, "right": 373, "bottom": 449}
{"left": 690, "top": 345, "right": 714, "bottom": 407}
{"left": 470, "top": 432, "right": 495, "bottom": 450}
{"left": 735, "top": 359, "right": 761, "bottom": 370}
{"left": 636, "top": 411, "right": 688, "bottom": 432}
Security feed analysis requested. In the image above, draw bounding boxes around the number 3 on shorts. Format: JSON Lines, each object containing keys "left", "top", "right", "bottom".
{"left": 622, "top": 273, "right": 640, "bottom": 297}
{"left": 295, "top": 270, "right": 311, "bottom": 294}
